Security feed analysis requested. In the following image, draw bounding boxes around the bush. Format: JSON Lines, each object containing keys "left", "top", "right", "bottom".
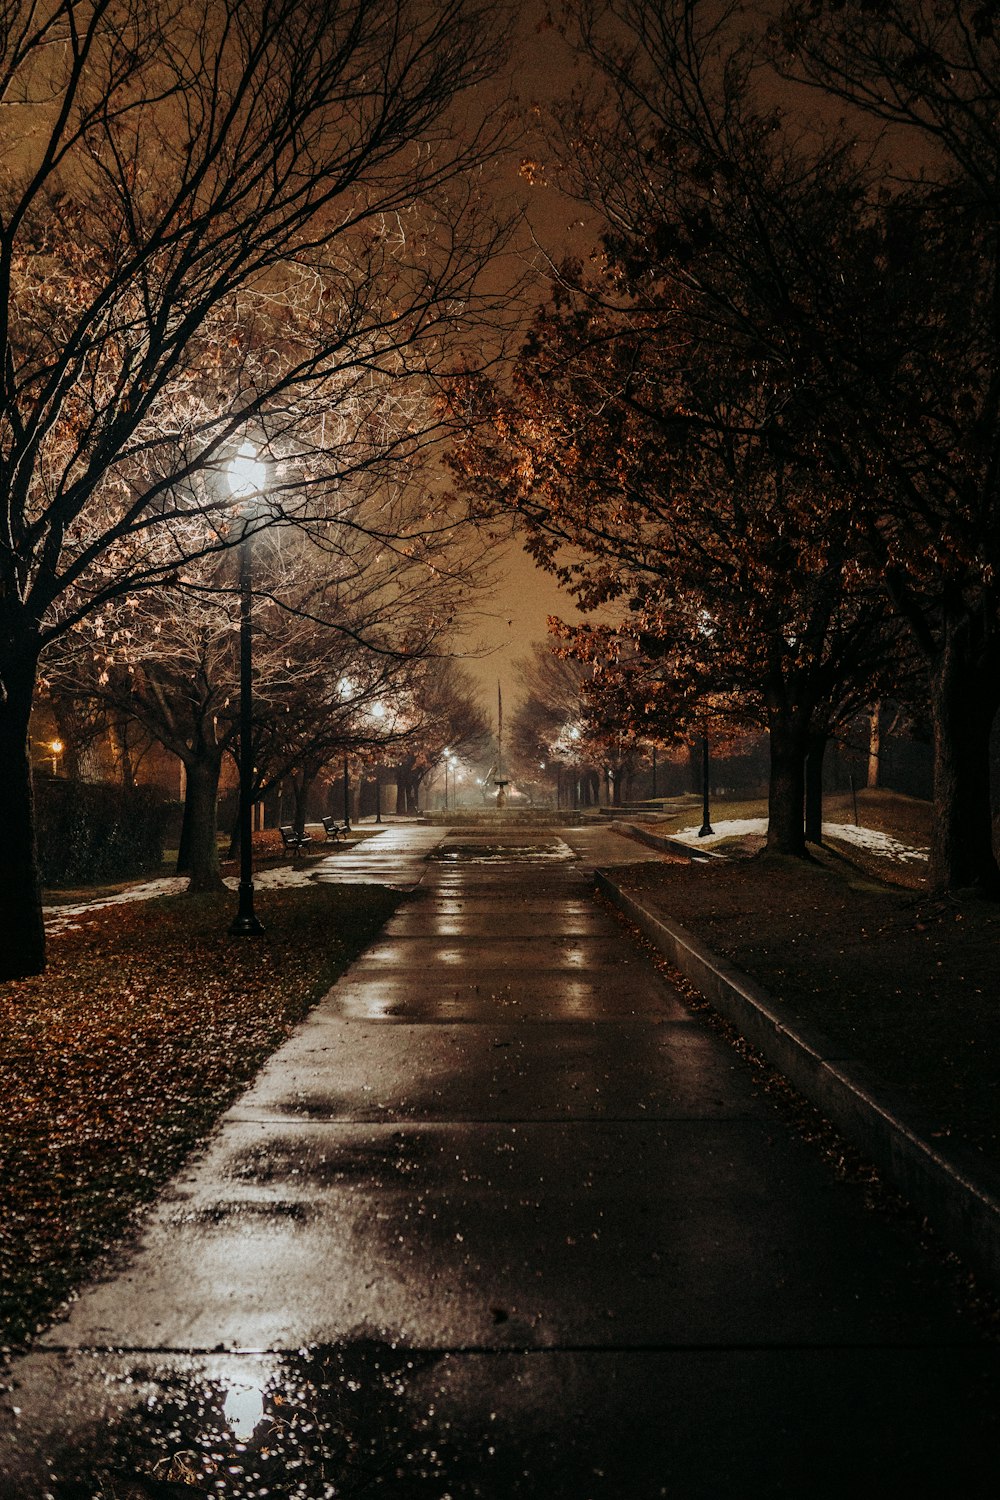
{"left": 35, "top": 780, "right": 171, "bottom": 886}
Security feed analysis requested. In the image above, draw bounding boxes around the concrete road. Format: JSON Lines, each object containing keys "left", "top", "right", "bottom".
{"left": 1, "top": 822, "right": 998, "bottom": 1498}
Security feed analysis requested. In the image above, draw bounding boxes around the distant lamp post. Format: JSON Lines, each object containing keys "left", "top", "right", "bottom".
{"left": 343, "top": 755, "right": 351, "bottom": 831}
{"left": 49, "top": 739, "right": 63, "bottom": 776}
{"left": 443, "top": 748, "right": 456, "bottom": 811}
{"left": 336, "top": 678, "right": 355, "bottom": 831}
{"left": 567, "top": 725, "right": 581, "bottom": 810}
{"left": 228, "top": 440, "right": 266, "bottom": 937}
{"left": 698, "top": 730, "right": 714, "bottom": 838}
{"left": 371, "top": 702, "right": 385, "bottom": 822}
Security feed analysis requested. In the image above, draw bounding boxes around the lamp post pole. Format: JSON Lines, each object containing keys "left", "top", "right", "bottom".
{"left": 375, "top": 766, "right": 382, "bottom": 823}
{"left": 343, "top": 756, "right": 351, "bottom": 831}
{"left": 230, "top": 521, "right": 264, "bottom": 936}
{"left": 698, "top": 730, "right": 714, "bottom": 838}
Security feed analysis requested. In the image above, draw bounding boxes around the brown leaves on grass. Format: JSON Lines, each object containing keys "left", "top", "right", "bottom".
{"left": 0, "top": 882, "right": 400, "bottom": 1352}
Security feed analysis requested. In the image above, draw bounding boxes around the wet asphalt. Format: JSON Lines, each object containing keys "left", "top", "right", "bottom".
{"left": 2, "top": 822, "right": 999, "bottom": 1498}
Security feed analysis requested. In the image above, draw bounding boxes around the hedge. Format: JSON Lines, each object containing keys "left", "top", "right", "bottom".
{"left": 35, "top": 780, "right": 171, "bottom": 887}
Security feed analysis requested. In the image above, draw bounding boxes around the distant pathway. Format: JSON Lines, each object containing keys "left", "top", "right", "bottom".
{"left": 4, "top": 822, "right": 997, "bottom": 1497}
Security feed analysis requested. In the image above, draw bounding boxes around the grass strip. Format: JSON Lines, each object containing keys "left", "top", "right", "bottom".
{"left": 613, "top": 854, "right": 1000, "bottom": 1165}
{"left": 0, "top": 880, "right": 401, "bottom": 1353}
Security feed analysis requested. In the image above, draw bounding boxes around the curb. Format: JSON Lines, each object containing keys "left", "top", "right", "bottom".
{"left": 606, "top": 819, "right": 722, "bottom": 861}
{"left": 595, "top": 868, "right": 1000, "bottom": 1295}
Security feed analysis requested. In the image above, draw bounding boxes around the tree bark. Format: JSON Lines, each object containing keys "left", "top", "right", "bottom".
{"left": 183, "top": 752, "right": 226, "bottom": 892}
{"left": 928, "top": 622, "right": 1000, "bottom": 895}
{"left": 804, "top": 733, "right": 827, "bottom": 845}
{"left": 292, "top": 772, "right": 313, "bottom": 836}
{"left": 0, "top": 634, "right": 46, "bottom": 977}
{"left": 176, "top": 790, "right": 194, "bottom": 873}
{"left": 766, "top": 704, "right": 809, "bottom": 857}
{"left": 867, "top": 700, "right": 882, "bottom": 790}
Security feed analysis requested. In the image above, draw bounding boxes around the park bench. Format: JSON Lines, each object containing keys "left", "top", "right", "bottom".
{"left": 321, "top": 815, "right": 348, "bottom": 842}
{"left": 279, "top": 823, "right": 317, "bottom": 857}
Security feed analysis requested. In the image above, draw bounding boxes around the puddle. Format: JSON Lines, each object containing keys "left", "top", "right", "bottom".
{"left": 169, "top": 1201, "right": 310, "bottom": 1226}
{"left": 429, "top": 841, "right": 573, "bottom": 864}
{"left": 35, "top": 1342, "right": 465, "bottom": 1499}
{"left": 227, "top": 1134, "right": 432, "bottom": 1187}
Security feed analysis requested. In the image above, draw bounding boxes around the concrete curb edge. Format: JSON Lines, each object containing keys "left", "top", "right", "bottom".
{"left": 606, "top": 820, "right": 722, "bottom": 861}
{"left": 595, "top": 867, "right": 1000, "bottom": 1295}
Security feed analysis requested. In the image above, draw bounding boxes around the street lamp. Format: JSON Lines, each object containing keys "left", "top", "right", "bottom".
{"left": 49, "top": 739, "right": 63, "bottom": 776}
{"left": 343, "top": 755, "right": 351, "bottom": 831}
{"left": 698, "top": 729, "right": 714, "bottom": 838}
{"left": 371, "top": 702, "right": 385, "bottom": 822}
{"left": 228, "top": 440, "right": 266, "bottom": 937}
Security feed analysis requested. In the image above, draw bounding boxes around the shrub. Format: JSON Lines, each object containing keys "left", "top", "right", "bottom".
{"left": 35, "top": 780, "right": 171, "bottom": 886}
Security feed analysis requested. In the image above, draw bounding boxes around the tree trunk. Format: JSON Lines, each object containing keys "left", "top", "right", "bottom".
{"left": 688, "top": 741, "right": 702, "bottom": 795}
{"left": 183, "top": 752, "right": 225, "bottom": 892}
{"left": 766, "top": 706, "right": 809, "bottom": 857}
{"left": 0, "top": 636, "right": 46, "bottom": 978}
{"left": 176, "top": 790, "right": 194, "bottom": 873}
{"left": 804, "top": 734, "right": 826, "bottom": 845}
{"left": 928, "top": 623, "right": 1000, "bottom": 895}
{"left": 867, "top": 700, "right": 882, "bottom": 790}
{"left": 109, "top": 714, "right": 137, "bottom": 789}
{"left": 292, "top": 772, "right": 313, "bottom": 836}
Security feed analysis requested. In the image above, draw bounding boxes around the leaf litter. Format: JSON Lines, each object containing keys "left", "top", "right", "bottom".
{"left": 0, "top": 882, "right": 401, "bottom": 1354}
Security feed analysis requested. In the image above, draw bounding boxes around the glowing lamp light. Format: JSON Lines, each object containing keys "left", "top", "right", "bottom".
{"left": 228, "top": 440, "right": 266, "bottom": 500}
{"left": 223, "top": 1380, "right": 265, "bottom": 1442}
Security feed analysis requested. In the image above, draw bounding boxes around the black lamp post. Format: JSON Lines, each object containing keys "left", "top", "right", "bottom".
{"left": 698, "top": 730, "right": 714, "bottom": 838}
{"left": 343, "top": 755, "right": 351, "bottom": 831}
{"left": 229, "top": 441, "right": 266, "bottom": 937}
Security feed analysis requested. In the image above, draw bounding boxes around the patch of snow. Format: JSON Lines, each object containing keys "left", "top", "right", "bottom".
{"left": 44, "top": 876, "right": 188, "bottom": 934}
{"left": 672, "top": 818, "right": 767, "bottom": 846}
{"left": 44, "top": 862, "right": 324, "bottom": 934}
{"left": 822, "top": 822, "right": 928, "bottom": 862}
{"left": 670, "top": 816, "right": 928, "bottom": 864}
{"left": 247, "top": 866, "right": 319, "bottom": 890}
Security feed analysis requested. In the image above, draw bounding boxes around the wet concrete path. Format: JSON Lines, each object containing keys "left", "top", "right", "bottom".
{"left": 2, "top": 824, "right": 999, "bottom": 1497}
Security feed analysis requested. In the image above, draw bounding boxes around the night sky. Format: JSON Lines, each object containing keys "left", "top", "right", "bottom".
{"left": 455, "top": 4, "right": 586, "bottom": 718}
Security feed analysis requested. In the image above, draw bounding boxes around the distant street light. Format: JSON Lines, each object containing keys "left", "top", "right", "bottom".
{"left": 228, "top": 440, "right": 266, "bottom": 938}
{"left": 49, "top": 739, "right": 63, "bottom": 776}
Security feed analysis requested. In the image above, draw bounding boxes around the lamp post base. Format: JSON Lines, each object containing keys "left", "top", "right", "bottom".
{"left": 230, "top": 885, "right": 265, "bottom": 936}
{"left": 697, "top": 823, "right": 715, "bottom": 839}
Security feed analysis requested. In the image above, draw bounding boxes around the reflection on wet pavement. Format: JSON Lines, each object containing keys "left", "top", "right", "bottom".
{"left": 30, "top": 1343, "right": 458, "bottom": 1498}
{"left": 4, "top": 822, "right": 1000, "bottom": 1498}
